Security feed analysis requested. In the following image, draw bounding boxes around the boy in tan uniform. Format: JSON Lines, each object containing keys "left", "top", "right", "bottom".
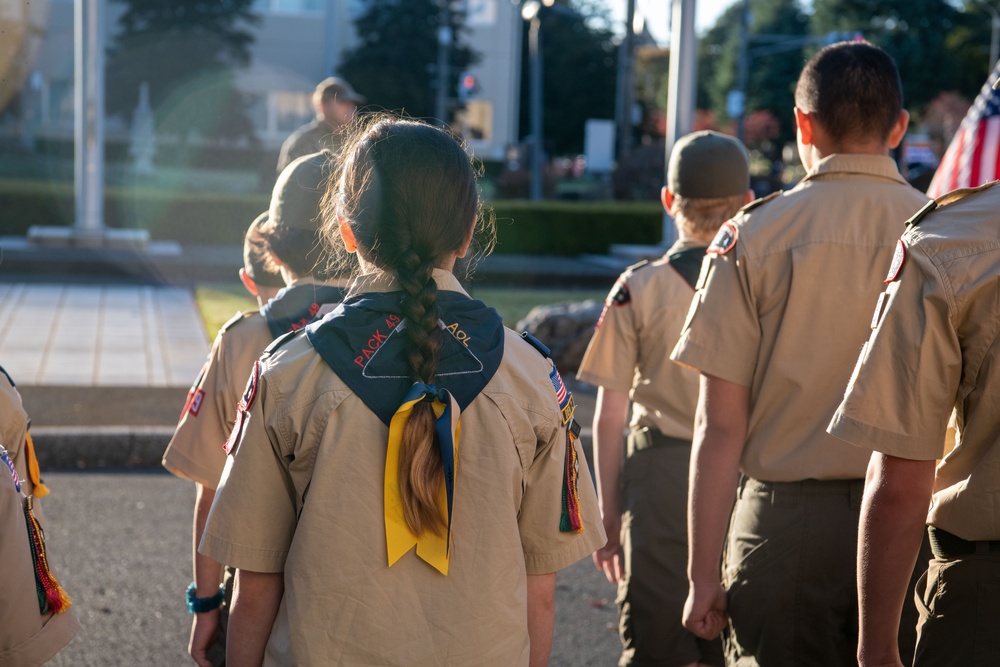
{"left": 828, "top": 181, "right": 1000, "bottom": 667}
{"left": 0, "top": 370, "right": 78, "bottom": 666}
{"left": 162, "top": 151, "right": 345, "bottom": 666}
{"left": 577, "top": 130, "right": 751, "bottom": 667}
{"left": 670, "top": 42, "right": 929, "bottom": 666}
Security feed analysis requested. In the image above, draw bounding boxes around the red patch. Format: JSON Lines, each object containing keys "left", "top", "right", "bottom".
{"left": 188, "top": 389, "right": 205, "bottom": 417}
{"left": 885, "top": 239, "right": 906, "bottom": 284}
{"left": 707, "top": 221, "right": 738, "bottom": 255}
{"left": 224, "top": 361, "right": 261, "bottom": 455}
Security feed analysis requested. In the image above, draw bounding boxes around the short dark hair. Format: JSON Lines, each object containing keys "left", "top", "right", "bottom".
{"left": 265, "top": 226, "right": 326, "bottom": 278}
{"left": 795, "top": 41, "right": 903, "bottom": 144}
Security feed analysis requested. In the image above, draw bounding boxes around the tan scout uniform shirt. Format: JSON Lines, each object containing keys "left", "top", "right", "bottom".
{"left": 671, "top": 154, "right": 929, "bottom": 481}
{"left": 0, "top": 383, "right": 79, "bottom": 666}
{"left": 162, "top": 312, "right": 273, "bottom": 489}
{"left": 202, "top": 270, "right": 605, "bottom": 666}
{"left": 577, "top": 240, "right": 706, "bottom": 439}
{"left": 829, "top": 183, "right": 1000, "bottom": 541}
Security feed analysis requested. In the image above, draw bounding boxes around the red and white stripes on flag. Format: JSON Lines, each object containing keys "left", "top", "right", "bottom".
{"left": 927, "top": 63, "right": 1000, "bottom": 198}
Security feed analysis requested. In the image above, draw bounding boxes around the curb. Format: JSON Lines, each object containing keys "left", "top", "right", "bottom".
{"left": 32, "top": 426, "right": 173, "bottom": 470}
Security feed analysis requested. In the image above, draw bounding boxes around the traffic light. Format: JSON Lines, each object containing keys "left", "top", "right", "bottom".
{"left": 458, "top": 72, "right": 479, "bottom": 102}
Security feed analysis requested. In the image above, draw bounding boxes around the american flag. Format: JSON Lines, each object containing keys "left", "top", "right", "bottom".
{"left": 927, "top": 63, "right": 1000, "bottom": 198}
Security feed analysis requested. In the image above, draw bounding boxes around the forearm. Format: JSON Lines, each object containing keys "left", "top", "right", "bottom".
{"left": 687, "top": 375, "right": 746, "bottom": 585}
{"left": 527, "top": 573, "right": 556, "bottom": 667}
{"left": 857, "top": 453, "right": 935, "bottom": 666}
{"left": 227, "top": 569, "right": 284, "bottom": 667}
{"left": 592, "top": 388, "right": 629, "bottom": 520}
{"left": 194, "top": 484, "right": 224, "bottom": 596}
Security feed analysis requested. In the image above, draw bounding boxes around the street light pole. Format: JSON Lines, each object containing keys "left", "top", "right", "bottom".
{"left": 434, "top": 1, "right": 453, "bottom": 128}
{"left": 74, "top": 0, "right": 106, "bottom": 241}
{"left": 522, "top": 1, "right": 544, "bottom": 201}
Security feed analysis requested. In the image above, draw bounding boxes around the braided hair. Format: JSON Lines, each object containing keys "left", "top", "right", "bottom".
{"left": 326, "top": 116, "right": 488, "bottom": 536}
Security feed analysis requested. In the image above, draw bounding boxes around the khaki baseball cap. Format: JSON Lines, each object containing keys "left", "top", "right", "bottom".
{"left": 269, "top": 151, "right": 333, "bottom": 231}
{"left": 668, "top": 131, "right": 750, "bottom": 199}
{"left": 315, "top": 77, "right": 366, "bottom": 104}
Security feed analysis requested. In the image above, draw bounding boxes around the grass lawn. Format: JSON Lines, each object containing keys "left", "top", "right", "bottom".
{"left": 193, "top": 282, "right": 605, "bottom": 339}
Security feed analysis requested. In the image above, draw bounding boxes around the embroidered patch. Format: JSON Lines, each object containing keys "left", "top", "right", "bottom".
{"left": 607, "top": 278, "right": 631, "bottom": 308}
{"left": 549, "top": 365, "right": 576, "bottom": 426}
{"left": 707, "top": 221, "right": 738, "bottom": 255}
{"left": 885, "top": 239, "right": 906, "bottom": 283}
{"left": 180, "top": 362, "right": 209, "bottom": 419}
{"left": 188, "top": 390, "right": 205, "bottom": 417}
{"left": 224, "top": 361, "right": 261, "bottom": 455}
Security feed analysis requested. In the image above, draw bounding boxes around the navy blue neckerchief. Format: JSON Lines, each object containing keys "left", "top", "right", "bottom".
{"left": 261, "top": 283, "right": 346, "bottom": 338}
{"left": 306, "top": 290, "right": 505, "bottom": 426}
{"left": 667, "top": 246, "right": 708, "bottom": 290}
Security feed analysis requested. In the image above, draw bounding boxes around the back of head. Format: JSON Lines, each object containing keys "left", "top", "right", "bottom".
{"left": 327, "top": 115, "right": 484, "bottom": 537}
{"left": 795, "top": 41, "right": 903, "bottom": 145}
{"left": 668, "top": 130, "right": 750, "bottom": 236}
{"left": 243, "top": 212, "right": 285, "bottom": 289}
{"left": 264, "top": 150, "right": 335, "bottom": 278}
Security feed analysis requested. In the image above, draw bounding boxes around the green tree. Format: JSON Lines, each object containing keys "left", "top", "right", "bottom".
{"left": 338, "top": 0, "right": 479, "bottom": 121}
{"left": 106, "top": 0, "right": 259, "bottom": 143}
{"left": 810, "top": 0, "right": 967, "bottom": 113}
{"left": 517, "top": 0, "right": 618, "bottom": 156}
{"left": 697, "top": 0, "right": 808, "bottom": 149}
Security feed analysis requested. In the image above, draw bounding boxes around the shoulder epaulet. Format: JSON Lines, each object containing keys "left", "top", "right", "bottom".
{"left": 624, "top": 259, "right": 650, "bottom": 274}
{"left": 221, "top": 311, "right": 252, "bottom": 333}
{"left": 0, "top": 365, "right": 15, "bottom": 388}
{"left": 735, "top": 190, "right": 780, "bottom": 217}
{"left": 262, "top": 328, "right": 303, "bottom": 358}
{"left": 519, "top": 331, "right": 551, "bottom": 359}
{"left": 908, "top": 182, "right": 1000, "bottom": 228}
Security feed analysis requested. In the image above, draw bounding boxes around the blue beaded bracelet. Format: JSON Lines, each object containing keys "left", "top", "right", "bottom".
{"left": 186, "top": 582, "right": 225, "bottom": 614}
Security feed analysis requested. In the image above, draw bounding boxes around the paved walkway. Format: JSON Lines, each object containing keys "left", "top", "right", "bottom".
{"left": 0, "top": 283, "right": 208, "bottom": 387}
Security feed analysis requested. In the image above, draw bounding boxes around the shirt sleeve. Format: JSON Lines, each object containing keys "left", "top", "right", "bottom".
{"left": 576, "top": 274, "right": 638, "bottom": 391}
{"left": 827, "top": 243, "right": 960, "bottom": 460}
{"left": 517, "top": 386, "right": 606, "bottom": 575}
{"left": 162, "top": 335, "right": 233, "bottom": 489}
{"left": 670, "top": 247, "right": 760, "bottom": 387}
{"left": 199, "top": 367, "right": 298, "bottom": 572}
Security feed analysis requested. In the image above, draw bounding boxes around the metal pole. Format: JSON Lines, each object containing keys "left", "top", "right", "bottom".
{"left": 529, "top": 15, "right": 543, "bottom": 201}
{"left": 325, "top": 0, "right": 338, "bottom": 76}
{"left": 988, "top": 6, "right": 1000, "bottom": 74}
{"left": 434, "top": 2, "right": 452, "bottom": 128}
{"left": 75, "top": 0, "right": 105, "bottom": 238}
{"left": 735, "top": 0, "right": 750, "bottom": 143}
{"left": 663, "top": 0, "right": 696, "bottom": 245}
{"left": 616, "top": 0, "right": 637, "bottom": 159}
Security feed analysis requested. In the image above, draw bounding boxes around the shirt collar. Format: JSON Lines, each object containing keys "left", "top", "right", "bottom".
{"left": 348, "top": 268, "right": 470, "bottom": 298}
{"left": 665, "top": 237, "right": 710, "bottom": 255}
{"left": 803, "top": 153, "right": 909, "bottom": 185}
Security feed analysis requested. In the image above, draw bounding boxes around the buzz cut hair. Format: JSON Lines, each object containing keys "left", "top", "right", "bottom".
{"left": 795, "top": 41, "right": 903, "bottom": 145}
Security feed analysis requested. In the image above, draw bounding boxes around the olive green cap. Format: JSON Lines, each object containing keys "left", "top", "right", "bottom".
{"left": 269, "top": 150, "right": 332, "bottom": 231}
{"left": 668, "top": 131, "right": 750, "bottom": 199}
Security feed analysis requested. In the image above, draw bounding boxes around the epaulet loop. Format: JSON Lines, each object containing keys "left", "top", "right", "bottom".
{"left": 262, "top": 328, "right": 302, "bottom": 358}
{"left": 221, "top": 311, "right": 250, "bottom": 333}
{"left": 519, "top": 331, "right": 551, "bottom": 359}
{"left": 735, "top": 190, "right": 780, "bottom": 217}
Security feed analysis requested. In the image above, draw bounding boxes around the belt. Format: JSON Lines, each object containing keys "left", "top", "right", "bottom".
{"left": 626, "top": 427, "right": 690, "bottom": 457}
{"left": 927, "top": 526, "right": 1000, "bottom": 559}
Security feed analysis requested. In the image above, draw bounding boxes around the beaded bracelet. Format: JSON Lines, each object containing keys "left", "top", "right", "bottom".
{"left": 186, "top": 582, "right": 225, "bottom": 614}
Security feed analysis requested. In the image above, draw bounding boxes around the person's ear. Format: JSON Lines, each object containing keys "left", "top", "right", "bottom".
{"left": 794, "top": 107, "right": 814, "bottom": 146}
{"left": 456, "top": 218, "right": 476, "bottom": 259}
{"left": 886, "top": 110, "right": 910, "bottom": 150}
{"left": 661, "top": 186, "right": 674, "bottom": 213}
{"left": 338, "top": 216, "right": 358, "bottom": 253}
{"left": 239, "top": 268, "right": 260, "bottom": 298}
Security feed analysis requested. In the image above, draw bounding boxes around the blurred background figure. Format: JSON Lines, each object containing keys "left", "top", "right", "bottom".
{"left": 276, "top": 77, "right": 364, "bottom": 173}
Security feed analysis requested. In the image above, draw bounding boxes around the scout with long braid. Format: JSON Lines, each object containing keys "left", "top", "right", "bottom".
{"left": 199, "top": 115, "right": 606, "bottom": 667}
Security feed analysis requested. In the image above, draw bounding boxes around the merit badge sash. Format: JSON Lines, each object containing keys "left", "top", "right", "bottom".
{"left": 261, "top": 283, "right": 346, "bottom": 338}
{"left": 306, "top": 290, "right": 505, "bottom": 573}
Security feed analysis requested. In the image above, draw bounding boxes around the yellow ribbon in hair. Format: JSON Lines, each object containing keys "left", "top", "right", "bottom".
{"left": 385, "top": 383, "right": 461, "bottom": 576}
{"left": 24, "top": 433, "right": 50, "bottom": 498}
